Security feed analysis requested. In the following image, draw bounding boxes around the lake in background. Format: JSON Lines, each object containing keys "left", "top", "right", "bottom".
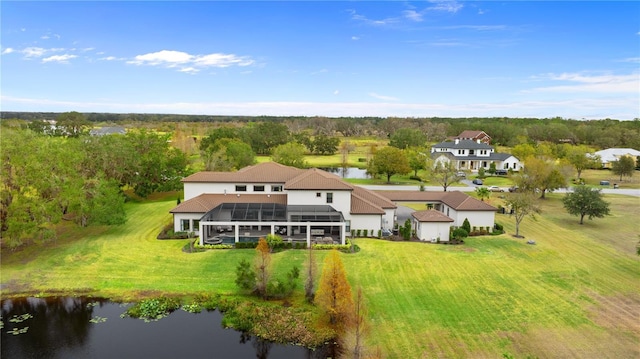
{"left": 320, "top": 167, "right": 370, "bottom": 179}
{"left": 1, "top": 297, "right": 333, "bottom": 359}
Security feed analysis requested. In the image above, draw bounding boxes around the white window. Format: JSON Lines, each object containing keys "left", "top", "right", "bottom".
{"left": 181, "top": 219, "right": 190, "bottom": 231}
{"left": 326, "top": 193, "right": 333, "bottom": 204}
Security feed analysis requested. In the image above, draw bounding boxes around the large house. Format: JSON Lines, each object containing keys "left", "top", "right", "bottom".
{"left": 454, "top": 130, "right": 491, "bottom": 144}
{"left": 431, "top": 139, "right": 521, "bottom": 172}
{"left": 171, "top": 162, "right": 397, "bottom": 246}
{"left": 170, "top": 162, "right": 498, "bottom": 246}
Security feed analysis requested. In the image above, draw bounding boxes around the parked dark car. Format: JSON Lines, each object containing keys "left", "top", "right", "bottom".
{"left": 600, "top": 180, "right": 610, "bottom": 186}
{"left": 472, "top": 179, "right": 483, "bottom": 185}
{"left": 495, "top": 169, "right": 508, "bottom": 176}
{"left": 508, "top": 186, "right": 519, "bottom": 192}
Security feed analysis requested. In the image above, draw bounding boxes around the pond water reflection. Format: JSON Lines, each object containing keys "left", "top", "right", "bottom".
{"left": 319, "top": 167, "right": 370, "bottom": 179}
{"left": 1, "top": 297, "right": 332, "bottom": 359}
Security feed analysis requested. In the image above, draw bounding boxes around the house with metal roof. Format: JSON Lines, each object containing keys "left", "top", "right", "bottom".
{"left": 170, "top": 162, "right": 397, "bottom": 246}
{"left": 592, "top": 148, "right": 640, "bottom": 169}
{"left": 431, "top": 139, "right": 522, "bottom": 172}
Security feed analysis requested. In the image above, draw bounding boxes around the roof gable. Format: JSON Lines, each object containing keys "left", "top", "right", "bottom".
{"left": 285, "top": 168, "right": 353, "bottom": 190}
{"left": 182, "top": 162, "right": 305, "bottom": 183}
{"left": 412, "top": 209, "right": 454, "bottom": 222}
{"left": 376, "top": 190, "right": 497, "bottom": 211}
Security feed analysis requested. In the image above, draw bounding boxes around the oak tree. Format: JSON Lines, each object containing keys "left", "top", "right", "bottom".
{"left": 562, "top": 186, "right": 610, "bottom": 224}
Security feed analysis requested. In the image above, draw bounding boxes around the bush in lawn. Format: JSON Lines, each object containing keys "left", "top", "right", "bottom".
{"left": 268, "top": 266, "right": 300, "bottom": 299}
{"left": 452, "top": 228, "right": 469, "bottom": 241}
{"left": 399, "top": 219, "right": 412, "bottom": 240}
{"left": 265, "top": 233, "right": 284, "bottom": 251}
{"left": 363, "top": 229, "right": 368, "bottom": 237}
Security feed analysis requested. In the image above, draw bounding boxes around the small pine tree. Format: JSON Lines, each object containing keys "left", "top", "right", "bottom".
{"left": 462, "top": 218, "right": 471, "bottom": 234}
{"left": 255, "top": 238, "right": 271, "bottom": 299}
{"left": 316, "top": 250, "right": 354, "bottom": 331}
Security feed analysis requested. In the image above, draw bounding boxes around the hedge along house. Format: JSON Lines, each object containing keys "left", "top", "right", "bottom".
{"left": 377, "top": 190, "right": 498, "bottom": 242}
{"left": 170, "top": 162, "right": 397, "bottom": 246}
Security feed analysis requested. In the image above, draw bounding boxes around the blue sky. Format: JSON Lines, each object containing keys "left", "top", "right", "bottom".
{"left": 1, "top": 1, "right": 638, "bottom": 119}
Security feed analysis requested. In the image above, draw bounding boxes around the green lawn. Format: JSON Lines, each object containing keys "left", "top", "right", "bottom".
{"left": 1, "top": 195, "right": 638, "bottom": 358}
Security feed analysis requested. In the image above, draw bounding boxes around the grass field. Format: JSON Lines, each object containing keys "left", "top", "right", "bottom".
{"left": 1, "top": 194, "right": 638, "bottom": 358}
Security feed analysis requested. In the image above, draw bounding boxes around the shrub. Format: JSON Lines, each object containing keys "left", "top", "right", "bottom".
{"left": 351, "top": 229, "right": 355, "bottom": 237}
{"left": 452, "top": 228, "right": 469, "bottom": 240}
{"left": 399, "top": 219, "right": 412, "bottom": 240}
{"left": 377, "top": 229, "right": 382, "bottom": 238}
{"left": 363, "top": 229, "right": 368, "bottom": 237}
{"left": 469, "top": 230, "right": 489, "bottom": 236}
{"left": 409, "top": 175, "right": 422, "bottom": 181}
{"left": 235, "top": 242, "right": 258, "bottom": 249}
{"left": 265, "top": 234, "right": 284, "bottom": 251}
{"left": 268, "top": 266, "right": 300, "bottom": 299}
{"left": 235, "top": 258, "right": 256, "bottom": 292}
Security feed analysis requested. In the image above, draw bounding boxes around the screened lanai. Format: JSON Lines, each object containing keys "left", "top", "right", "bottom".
{"left": 199, "top": 203, "right": 347, "bottom": 246}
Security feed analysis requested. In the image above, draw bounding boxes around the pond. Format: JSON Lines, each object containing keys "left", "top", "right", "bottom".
{"left": 1, "top": 297, "right": 333, "bottom": 359}
{"left": 319, "top": 167, "right": 370, "bottom": 179}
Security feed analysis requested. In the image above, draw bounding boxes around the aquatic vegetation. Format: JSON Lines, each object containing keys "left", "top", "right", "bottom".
{"left": 9, "top": 313, "right": 33, "bottom": 323}
{"left": 89, "top": 316, "right": 107, "bottom": 323}
{"left": 7, "top": 326, "right": 29, "bottom": 335}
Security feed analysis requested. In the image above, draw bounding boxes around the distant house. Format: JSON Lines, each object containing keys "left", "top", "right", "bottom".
{"left": 377, "top": 190, "right": 497, "bottom": 242}
{"left": 430, "top": 139, "right": 521, "bottom": 172}
{"left": 89, "top": 126, "right": 126, "bottom": 136}
{"left": 592, "top": 148, "right": 640, "bottom": 169}
{"left": 454, "top": 130, "right": 491, "bottom": 144}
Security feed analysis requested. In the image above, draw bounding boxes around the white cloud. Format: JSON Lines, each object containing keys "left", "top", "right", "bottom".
{"left": 334, "top": 90, "right": 340, "bottom": 95}
{"left": 527, "top": 72, "right": 639, "bottom": 94}
{"left": 619, "top": 57, "right": 640, "bottom": 63}
{"left": 428, "top": 0, "right": 463, "bottom": 13}
{"left": 41, "top": 35, "right": 50, "bottom": 40}
{"left": 2, "top": 48, "right": 15, "bottom": 55}
{"left": 178, "top": 67, "right": 199, "bottom": 74}
{"left": 22, "top": 47, "right": 47, "bottom": 58}
{"left": 369, "top": 92, "right": 399, "bottom": 101}
{"left": 99, "top": 56, "right": 118, "bottom": 61}
{"left": 403, "top": 10, "right": 423, "bottom": 22}
{"left": 311, "top": 68, "right": 329, "bottom": 75}
{"left": 42, "top": 54, "right": 77, "bottom": 63}
{"left": 351, "top": 36, "right": 360, "bottom": 41}
{"left": 128, "top": 50, "right": 254, "bottom": 72}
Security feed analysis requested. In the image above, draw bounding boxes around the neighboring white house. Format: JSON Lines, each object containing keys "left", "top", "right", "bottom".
{"left": 592, "top": 148, "right": 640, "bottom": 169}
{"left": 171, "top": 162, "right": 397, "bottom": 246}
{"left": 431, "top": 139, "right": 522, "bottom": 172}
{"left": 377, "top": 190, "right": 498, "bottom": 242}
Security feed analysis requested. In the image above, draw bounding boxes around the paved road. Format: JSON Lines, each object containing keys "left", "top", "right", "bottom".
{"left": 362, "top": 183, "right": 640, "bottom": 197}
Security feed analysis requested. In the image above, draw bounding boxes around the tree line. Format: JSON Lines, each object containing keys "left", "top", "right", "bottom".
{"left": 3, "top": 111, "right": 640, "bottom": 149}
{"left": 1, "top": 114, "right": 190, "bottom": 248}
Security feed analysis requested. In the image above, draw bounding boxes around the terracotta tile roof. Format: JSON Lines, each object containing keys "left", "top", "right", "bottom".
{"left": 375, "top": 190, "right": 496, "bottom": 211}
{"left": 456, "top": 130, "right": 491, "bottom": 140}
{"left": 170, "top": 193, "right": 287, "bottom": 213}
{"left": 285, "top": 168, "right": 353, "bottom": 191}
{"left": 351, "top": 186, "right": 396, "bottom": 209}
{"left": 350, "top": 193, "right": 386, "bottom": 214}
{"left": 412, "top": 210, "right": 454, "bottom": 222}
{"left": 182, "top": 162, "right": 305, "bottom": 183}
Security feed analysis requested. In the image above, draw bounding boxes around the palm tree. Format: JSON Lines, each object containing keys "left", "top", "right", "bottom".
{"left": 475, "top": 187, "right": 491, "bottom": 202}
